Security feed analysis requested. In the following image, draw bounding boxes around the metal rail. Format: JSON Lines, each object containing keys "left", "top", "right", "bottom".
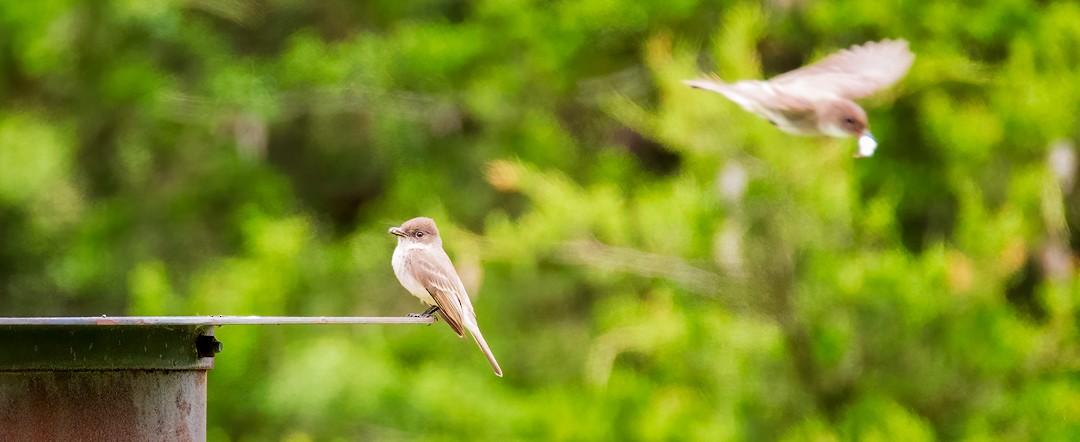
{"left": 0, "top": 315, "right": 436, "bottom": 326}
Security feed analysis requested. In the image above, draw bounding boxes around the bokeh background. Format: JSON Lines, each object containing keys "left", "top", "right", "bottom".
{"left": 2, "top": 0, "right": 1080, "bottom": 440}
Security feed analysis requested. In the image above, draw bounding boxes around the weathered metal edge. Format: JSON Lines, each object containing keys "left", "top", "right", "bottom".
{"left": 0, "top": 324, "right": 215, "bottom": 371}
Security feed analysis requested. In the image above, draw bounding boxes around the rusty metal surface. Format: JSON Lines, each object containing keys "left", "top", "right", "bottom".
{"left": 0, "top": 316, "right": 435, "bottom": 325}
{"left": 0, "top": 370, "right": 206, "bottom": 442}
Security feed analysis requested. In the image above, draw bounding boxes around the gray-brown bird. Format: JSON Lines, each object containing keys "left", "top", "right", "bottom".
{"left": 389, "top": 217, "right": 503, "bottom": 377}
{"left": 684, "top": 39, "right": 914, "bottom": 157}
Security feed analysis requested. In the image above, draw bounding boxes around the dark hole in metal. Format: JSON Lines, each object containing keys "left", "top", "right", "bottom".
{"left": 195, "top": 335, "right": 223, "bottom": 358}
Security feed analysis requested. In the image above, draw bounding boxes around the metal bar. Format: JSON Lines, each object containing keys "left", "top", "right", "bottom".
{"left": 0, "top": 315, "right": 436, "bottom": 326}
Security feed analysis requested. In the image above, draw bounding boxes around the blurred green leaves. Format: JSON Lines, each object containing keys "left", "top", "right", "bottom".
{"left": 2, "top": 0, "right": 1079, "bottom": 440}
{"left": 0, "top": 114, "right": 74, "bottom": 207}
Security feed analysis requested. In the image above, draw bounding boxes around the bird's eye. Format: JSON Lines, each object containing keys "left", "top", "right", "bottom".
{"left": 844, "top": 117, "right": 856, "bottom": 125}
{"left": 415, "top": 231, "right": 424, "bottom": 238}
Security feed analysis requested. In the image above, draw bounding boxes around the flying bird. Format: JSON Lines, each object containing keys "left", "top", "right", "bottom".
{"left": 684, "top": 39, "right": 914, "bottom": 157}
{"left": 389, "top": 217, "right": 503, "bottom": 377}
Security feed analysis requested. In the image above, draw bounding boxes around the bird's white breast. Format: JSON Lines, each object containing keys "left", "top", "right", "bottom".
{"left": 392, "top": 241, "right": 437, "bottom": 305}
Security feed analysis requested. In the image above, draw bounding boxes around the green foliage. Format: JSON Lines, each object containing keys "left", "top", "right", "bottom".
{"left": 2, "top": 0, "right": 1079, "bottom": 440}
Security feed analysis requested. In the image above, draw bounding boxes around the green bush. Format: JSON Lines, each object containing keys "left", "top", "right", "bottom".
{"left": 1, "top": 0, "right": 1078, "bottom": 440}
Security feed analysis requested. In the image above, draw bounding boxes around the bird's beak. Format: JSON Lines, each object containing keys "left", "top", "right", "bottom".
{"left": 388, "top": 226, "right": 406, "bottom": 237}
{"left": 856, "top": 131, "right": 878, "bottom": 158}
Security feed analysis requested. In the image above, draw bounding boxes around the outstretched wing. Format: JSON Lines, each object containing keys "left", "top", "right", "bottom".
{"left": 770, "top": 39, "right": 914, "bottom": 100}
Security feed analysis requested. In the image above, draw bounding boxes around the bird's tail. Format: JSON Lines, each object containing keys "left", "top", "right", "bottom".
{"left": 465, "top": 323, "right": 503, "bottom": 377}
{"left": 683, "top": 79, "right": 730, "bottom": 95}
{"left": 683, "top": 79, "right": 768, "bottom": 112}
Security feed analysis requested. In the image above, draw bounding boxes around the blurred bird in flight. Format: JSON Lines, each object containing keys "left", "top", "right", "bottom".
{"left": 684, "top": 39, "right": 914, "bottom": 157}
{"left": 389, "top": 217, "right": 503, "bottom": 377}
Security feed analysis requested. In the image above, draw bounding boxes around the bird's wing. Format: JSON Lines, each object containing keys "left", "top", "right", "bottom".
{"left": 770, "top": 39, "right": 914, "bottom": 100}
{"left": 410, "top": 249, "right": 502, "bottom": 376}
{"left": 411, "top": 251, "right": 468, "bottom": 338}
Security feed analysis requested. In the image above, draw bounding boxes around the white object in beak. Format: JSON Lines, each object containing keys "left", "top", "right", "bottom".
{"left": 857, "top": 132, "right": 878, "bottom": 158}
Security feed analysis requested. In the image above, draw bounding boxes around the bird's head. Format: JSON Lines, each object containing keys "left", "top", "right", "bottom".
{"left": 821, "top": 100, "right": 877, "bottom": 157}
{"left": 389, "top": 217, "right": 442, "bottom": 246}
{"left": 821, "top": 100, "right": 869, "bottom": 137}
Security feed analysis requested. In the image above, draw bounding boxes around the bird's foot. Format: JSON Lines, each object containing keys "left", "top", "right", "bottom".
{"left": 407, "top": 305, "right": 440, "bottom": 324}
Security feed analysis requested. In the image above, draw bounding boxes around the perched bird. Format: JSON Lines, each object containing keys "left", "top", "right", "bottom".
{"left": 684, "top": 39, "right": 914, "bottom": 157}
{"left": 389, "top": 217, "right": 503, "bottom": 377}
